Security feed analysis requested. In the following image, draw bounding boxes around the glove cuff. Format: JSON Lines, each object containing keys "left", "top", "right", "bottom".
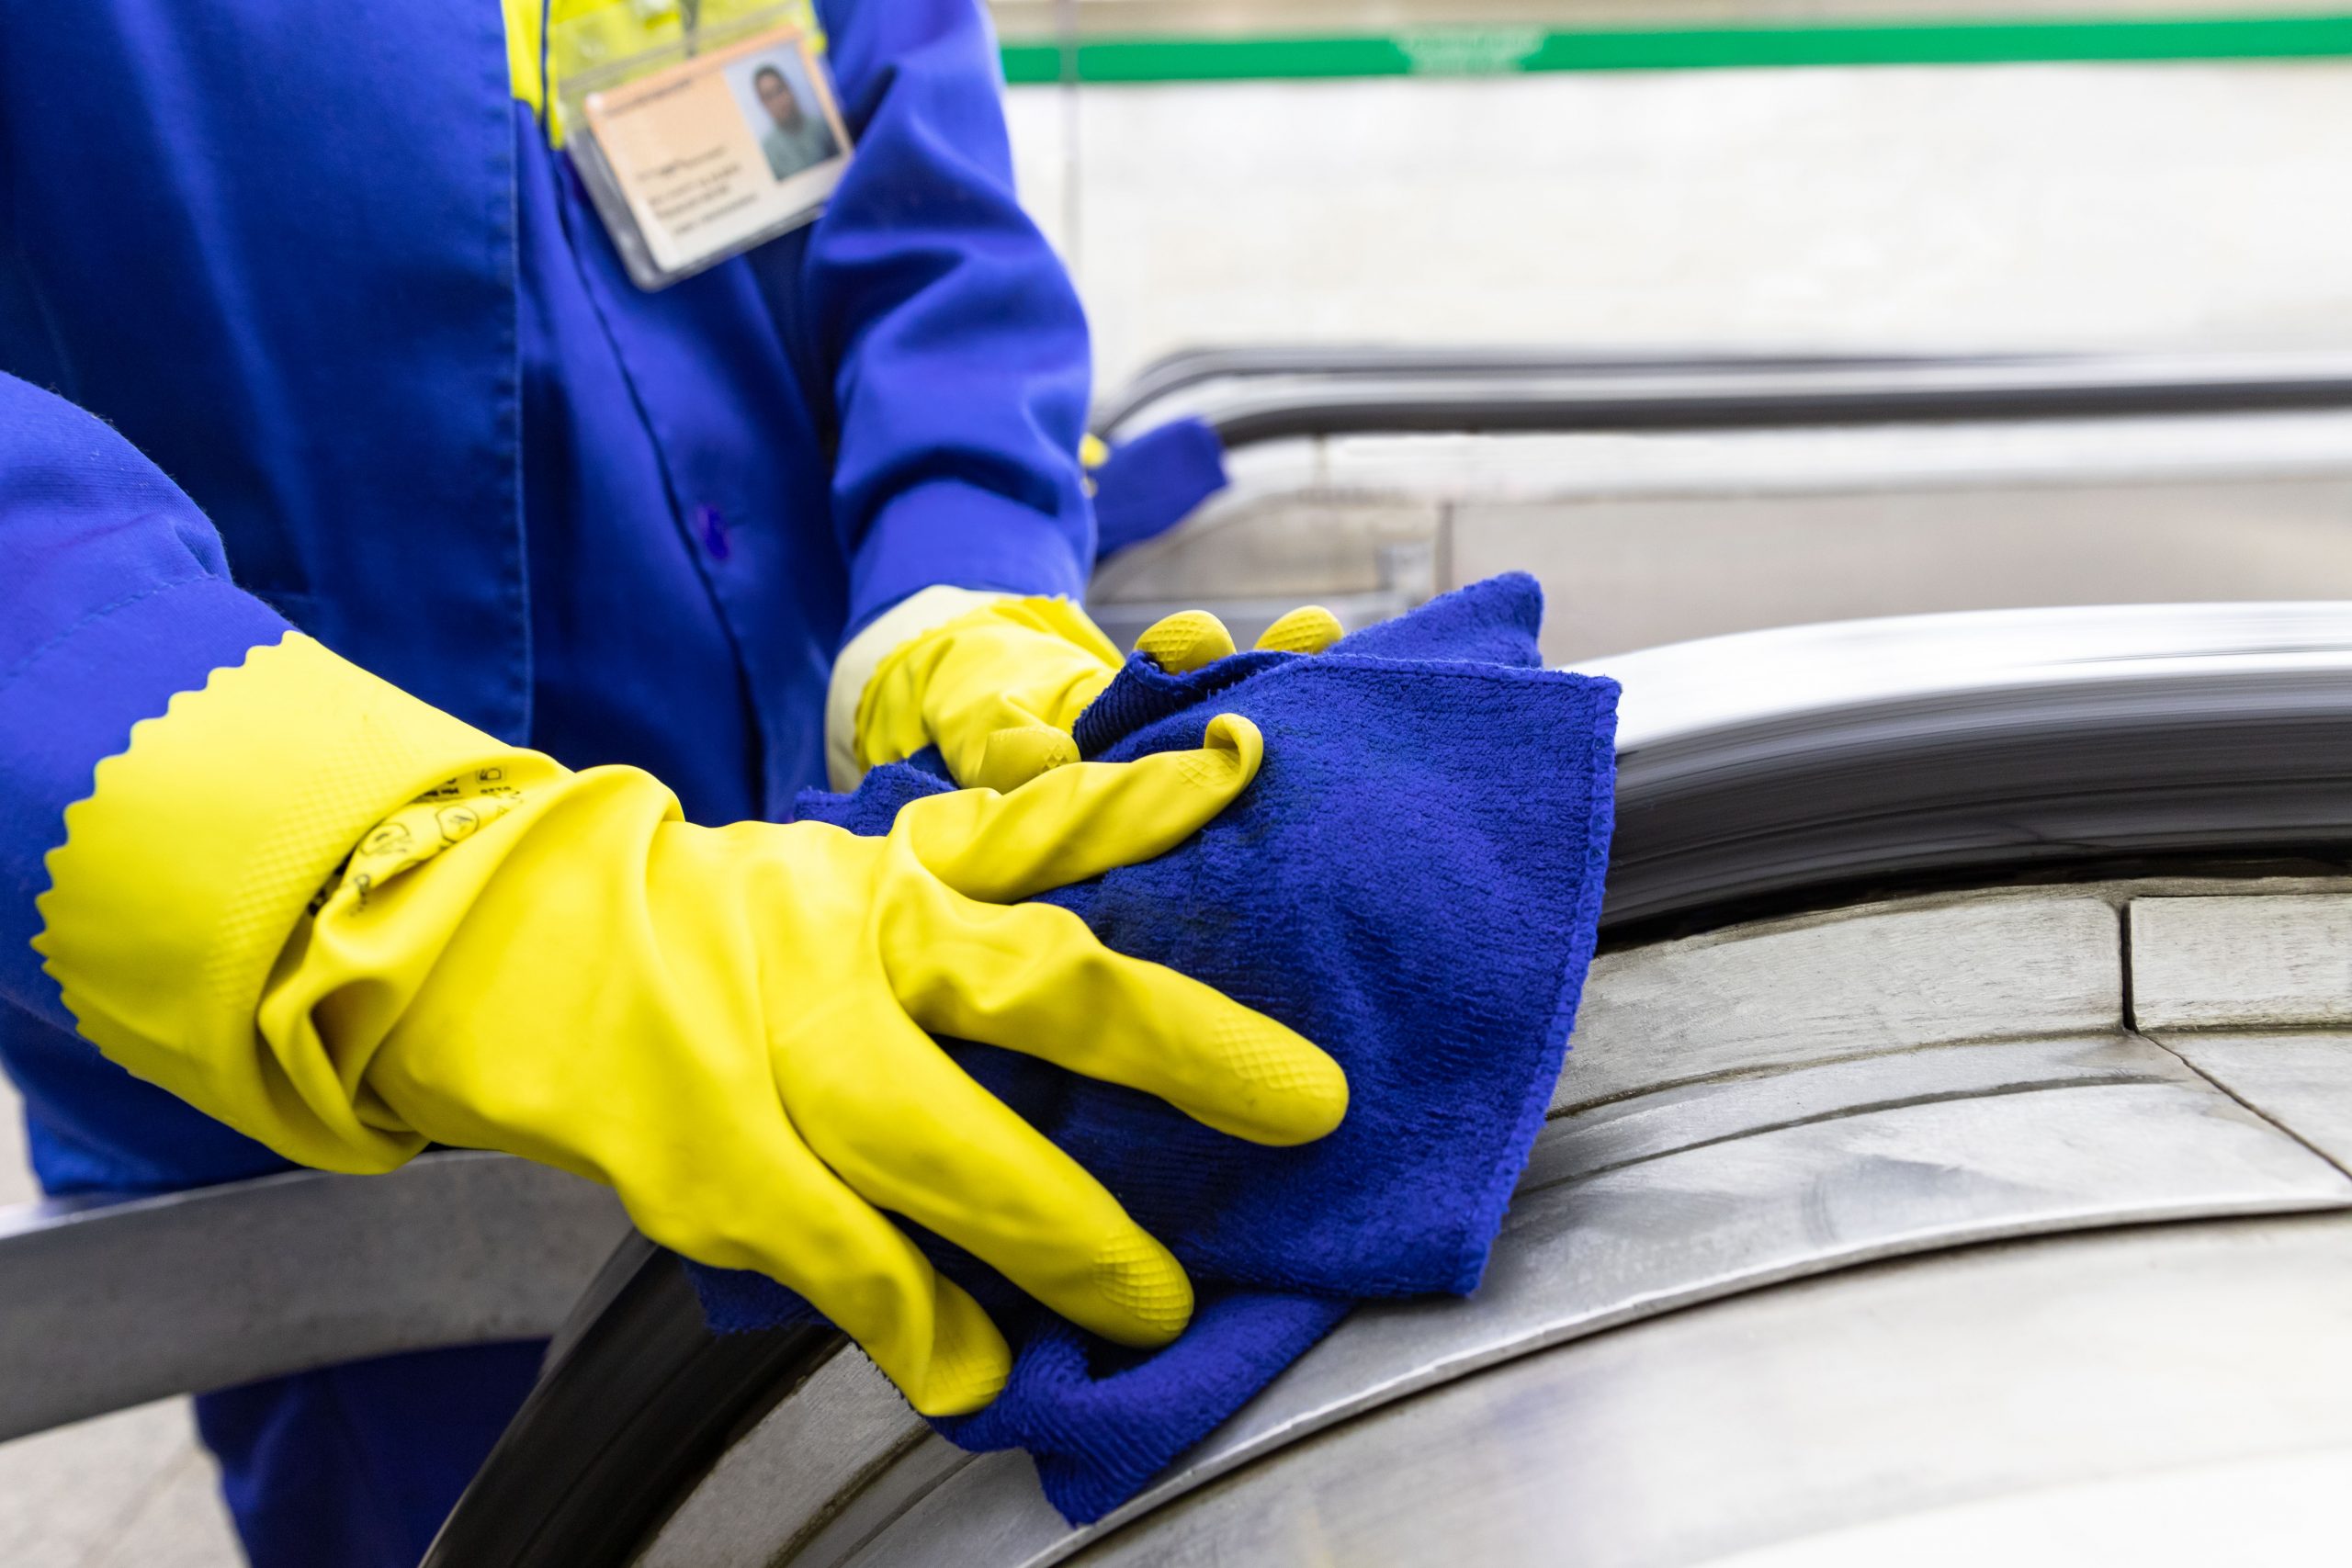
{"left": 825, "top": 585, "right": 1015, "bottom": 791}
{"left": 842, "top": 593, "right": 1124, "bottom": 791}
{"left": 35, "top": 633, "right": 535, "bottom": 1170}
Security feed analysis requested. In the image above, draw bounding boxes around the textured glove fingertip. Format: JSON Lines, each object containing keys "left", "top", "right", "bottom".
{"left": 893, "top": 1281, "right": 1013, "bottom": 1416}
{"left": 1269, "top": 1043, "right": 1351, "bottom": 1145}
{"left": 1196, "top": 1013, "right": 1351, "bottom": 1146}
{"left": 1254, "top": 605, "right": 1345, "bottom": 655}
{"left": 1134, "top": 609, "right": 1238, "bottom": 673}
{"left": 1182, "top": 713, "right": 1264, "bottom": 795}
{"left": 1089, "top": 1230, "right": 1195, "bottom": 1348}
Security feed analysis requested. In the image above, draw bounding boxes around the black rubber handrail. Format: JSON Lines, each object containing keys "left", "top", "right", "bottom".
{"left": 1204, "top": 367, "right": 2352, "bottom": 448}
{"left": 422, "top": 1235, "right": 836, "bottom": 1568}
{"left": 1600, "top": 665, "right": 2352, "bottom": 942}
{"left": 1095, "top": 347, "right": 2352, "bottom": 449}
{"left": 1091, "top": 344, "right": 2024, "bottom": 434}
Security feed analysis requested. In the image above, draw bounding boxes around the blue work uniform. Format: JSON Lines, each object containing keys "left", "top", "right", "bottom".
{"left": 0, "top": 2, "right": 1091, "bottom": 1562}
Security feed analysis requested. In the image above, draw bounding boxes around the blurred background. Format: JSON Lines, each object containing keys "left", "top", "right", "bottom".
{"left": 1001, "top": 0, "right": 2352, "bottom": 664}
{"left": 1001, "top": 0, "right": 2352, "bottom": 378}
{"left": 9, "top": 2, "right": 2352, "bottom": 1561}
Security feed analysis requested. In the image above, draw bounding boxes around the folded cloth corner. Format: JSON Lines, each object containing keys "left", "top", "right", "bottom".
{"left": 686, "top": 571, "right": 1620, "bottom": 1523}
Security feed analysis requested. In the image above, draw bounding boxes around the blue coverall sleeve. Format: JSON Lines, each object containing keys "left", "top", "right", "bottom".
{"left": 0, "top": 373, "right": 293, "bottom": 1029}
{"left": 801, "top": 0, "right": 1095, "bottom": 637}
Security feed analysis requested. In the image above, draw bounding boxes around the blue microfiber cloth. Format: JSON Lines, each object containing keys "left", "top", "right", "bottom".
{"left": 1090, "top": 416, "right": 1229, "bottom": 558}
{"left": 690, "top": 572, "right": 1618, "bottom": 1522}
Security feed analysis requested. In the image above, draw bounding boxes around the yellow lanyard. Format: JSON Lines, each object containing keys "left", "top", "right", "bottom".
{"left": 503, "top": 1, "right": 816, "bottom": 128}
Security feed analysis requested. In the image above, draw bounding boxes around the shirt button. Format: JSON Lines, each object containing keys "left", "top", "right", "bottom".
{"left": 695, "top": 503, "right": 732, "bottom": 562}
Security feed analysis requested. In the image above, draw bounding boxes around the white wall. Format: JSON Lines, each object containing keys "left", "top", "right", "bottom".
{"left": 1004, "top": 62, "right": 2352, "bottom": 391}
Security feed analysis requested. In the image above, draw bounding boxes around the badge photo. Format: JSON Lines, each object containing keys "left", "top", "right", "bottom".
{"left": 569, "top": 19, "right": 853, "bottom": 289}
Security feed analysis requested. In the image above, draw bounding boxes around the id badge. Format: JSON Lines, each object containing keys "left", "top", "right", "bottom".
{"left": 558, "top": 6, "right": 853, "bottom": 290}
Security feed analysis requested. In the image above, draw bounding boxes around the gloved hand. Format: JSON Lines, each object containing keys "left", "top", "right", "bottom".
{"left": 36, "top": 637, "right": 1347, "bottom": 1416}
{"left": 829, "top": 589, "right": 1345, "bottom": 792}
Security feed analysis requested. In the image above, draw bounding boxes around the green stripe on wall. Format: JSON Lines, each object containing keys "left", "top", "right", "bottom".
{"left": 1000, "top": 14, "right": 2352, "bottom": 85}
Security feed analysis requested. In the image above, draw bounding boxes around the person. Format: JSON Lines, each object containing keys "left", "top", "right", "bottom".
{"left": 0, "top": 3, "right": 1348, "bottom": 1564}
{"left": 752, "top": 60, "right": 841, "bottom": 178}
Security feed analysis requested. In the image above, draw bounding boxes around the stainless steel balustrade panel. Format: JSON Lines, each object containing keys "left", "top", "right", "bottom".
{"left": 1526, "top": 1032, "right": 2193, "bottom": 1187}
{"left": 1555, "top": 892, "right": 2120, "bottom": 1111}
{"left": 2123, "top": 890, "right": 2352, "bottom": 1168}
{"left": 629, "top": 1034, "right": 2238, "bottom": 1568}
{"left": 636, "top": 1346, "right": 940, "bottom": 1568}
{"left": 2150, "top": 1034, "right": 2352, "bottom": 1172}
{"left": 818, "top": 1077, "right": 2351, "bottom": 1568}
{"left": 2129, "top": 894, "right": 2352, "bottom": 1032}
{"left": 0, "top": 1152, "right": 628, "bottom": 1440}
{"left": 1058, "top": 1214, "right": 2352, "bottom": 1568}
{"left": 752, "top": 1433, "right": 981, "bottom": 1568}
{"left": 628, "top": 886, "right": 2125, "bottom": 1567}
{"left": 1699, "top": 1446, "right": 2352, "bottom": 1566}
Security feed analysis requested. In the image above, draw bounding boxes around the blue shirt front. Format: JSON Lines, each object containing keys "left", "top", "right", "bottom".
{"left": 514, "top": 101, "right": 773, "bottom": 825}
{"left": 0, "top": 0, "right": 1095, "bottom": 1193}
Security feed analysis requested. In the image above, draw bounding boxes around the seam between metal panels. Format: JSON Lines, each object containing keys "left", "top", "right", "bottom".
{"left": 1552, "top": 1024, "right": 2132, "bottom": 1119}
{"left": 775, "top": 1427, "right": 967, "bottom": 1568}
{"left": 1533, "top": 1074, "right": 2192, "bottom": 1193}
{"left": 2119, "top": 898, "right": 2140, "bottom": 1032}
{"left": 2136, "top": 1028, "right": 2352, "bottom": 1183}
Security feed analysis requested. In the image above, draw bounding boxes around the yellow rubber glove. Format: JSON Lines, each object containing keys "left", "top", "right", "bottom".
{"left": 35, "top": 636, "right": 1347, "bottom": 1416}
{"left": 831, "top": 589, "right": 1345, "bottom": 793}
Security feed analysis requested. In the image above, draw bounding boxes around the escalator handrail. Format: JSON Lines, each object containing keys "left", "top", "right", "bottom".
{"left": 1091, "top": 344, "right": 2029, "bottom": 434}
{"left": 0, "top": 1151, "right": 627, "bottom": 1443}
{"left": 1595, "top": 601, "right": 2352, "bottom": 934}
{"left": 1098, "top": 348, "right": 2352, "bottom": 448}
